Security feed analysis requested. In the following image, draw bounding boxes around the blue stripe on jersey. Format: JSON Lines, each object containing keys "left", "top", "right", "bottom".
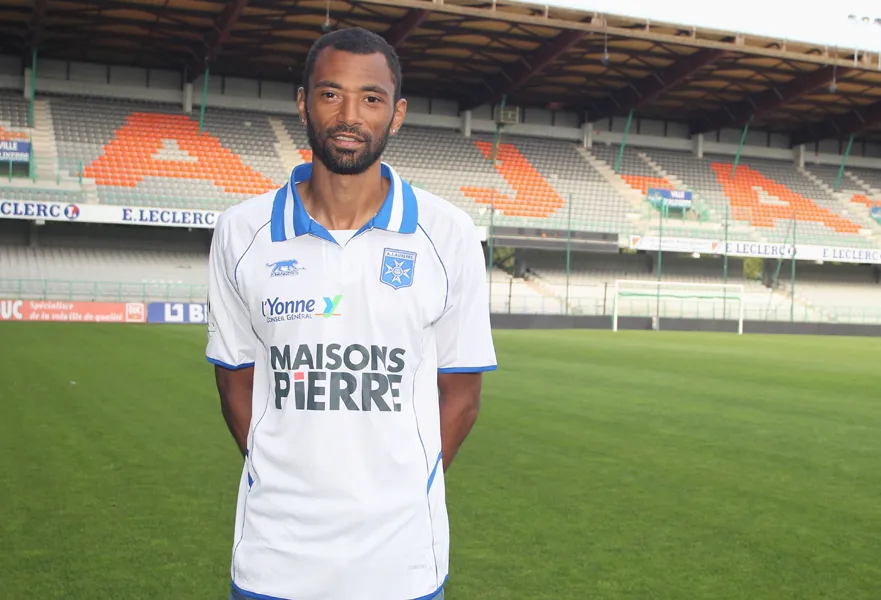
{"left": 417, "top": 223, "right": 448, "bottom": 313}
{"left": 274, "top": 162, "right": 418, "bottom": 240}
{"left": 234, "top": 220, "right": 271, "bottom": 286}
{"left": 371, "top": 164, "right": 396, "bottom": 230}
{"left": 438, "top": 365, "right": 498, "bottom": 374}
{"left": 270, "top": 184, "right": 288, "bottom": 243}
{"left": 399, "top": 180, "right": 419, "bottom": 234}
{"left": 291, "top": 190, "right": 314, "bottom": 239}
{"left": 426, "top": 450, "right": 442, "bottom": 494}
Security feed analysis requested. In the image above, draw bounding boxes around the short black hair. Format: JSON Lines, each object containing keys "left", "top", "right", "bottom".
{"left": 302, "top": 27, "right": 402, "bottom": 102}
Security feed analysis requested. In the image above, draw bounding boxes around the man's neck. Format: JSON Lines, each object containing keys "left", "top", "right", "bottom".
{"left": 298, "top": 160, "right": 389, "bottom": 231}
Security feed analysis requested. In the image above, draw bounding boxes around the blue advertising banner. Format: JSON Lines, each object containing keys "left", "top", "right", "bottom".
{"left": 648, "top": 188, "right": 692, "bottom": 209}
{"left": 0, "top": 140, "right": 31, "bottom": 163}
{"left": 147, "top": 302, "right": 208, "bottom": 324}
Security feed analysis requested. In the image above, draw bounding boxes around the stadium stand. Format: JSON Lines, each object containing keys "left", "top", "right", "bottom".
{"left": 0, "top": 245, "right": 206, "bottom": 284}
{"left": 0, "top": 187, "right": 86, "bottom": 204}
{"left": 641, "top": 148, "right": 877, "bottom": 247}
{"left": 277, "top": 120, "right": 639, "bottom": 234}
{"left": 4, "top": 88, "right": 881, "bottom": 324}
{"left": 516, "top": 249, "right": 813, "bottom": 321}
{"left": 472, "top": 133, "right": 637, "bottom": 233}
{"left": 774, "top": 263, "right": 881, "bottom": 323}
{"left": 0, "top": 244, "right": 209, "bottom": 302}
{"left": 6, "top": 93, "right": 877, "bottom": 253}
{"left": 51, "top": 96, "right": 283, "bottom": 210}
{"left": 0, "top": 89, "right": 29, "bottom": 130}
{"left": 845, "top": 167, "right": 881, "bottom": 196}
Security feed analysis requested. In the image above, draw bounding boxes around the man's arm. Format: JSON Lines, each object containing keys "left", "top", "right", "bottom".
{"left": 438, "top": 372, "right": 483, "bottom": 472}
{"left": 215, "top": 365, "right": 254, "bottom": 457}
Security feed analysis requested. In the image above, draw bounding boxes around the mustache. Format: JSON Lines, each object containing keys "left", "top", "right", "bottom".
{"left": 323, "top": 123, "right": 371, "bottom": 141}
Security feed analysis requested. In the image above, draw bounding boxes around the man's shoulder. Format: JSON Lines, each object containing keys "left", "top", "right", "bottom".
{"left": 409, "top": 184, "right": 478, "bottom": 243}
{"left": 214, "top": 188, "right": 278, "bottom": 243}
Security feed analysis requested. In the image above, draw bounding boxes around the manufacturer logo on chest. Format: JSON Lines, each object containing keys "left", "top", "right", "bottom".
{"left": 266, "top": 258, "right": 305, "bottom": 277}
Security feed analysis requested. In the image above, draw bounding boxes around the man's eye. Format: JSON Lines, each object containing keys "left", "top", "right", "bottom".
{"left": 366, "top": 96, "right": 381, "bottom": 103}
{"left": 322, "top": 92, "right": 336, "bottom": 99}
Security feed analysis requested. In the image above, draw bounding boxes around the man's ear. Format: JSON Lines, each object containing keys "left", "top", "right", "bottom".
{"left": 296, "top": 87, "right": 307, "bottom": 125}
{"left": 390, "top": 97, "right": 408, "bottom": 135}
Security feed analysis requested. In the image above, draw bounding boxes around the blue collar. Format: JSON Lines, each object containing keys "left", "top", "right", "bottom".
{"left": 270, "top": 161, "right": 419, "bottom": 244}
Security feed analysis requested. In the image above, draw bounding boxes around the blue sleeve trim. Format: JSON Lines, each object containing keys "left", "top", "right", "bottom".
{"left": 231, "top": 581, "right": 292, "bottom": 600}
{"left": 207, "top": 356, "right": 255, "bottom": 371}
{"left": 412, "top": 575, "right": 448, "bottom": 600}
{"left": 231, "top": 577, "right": 447, "bottom": 600}
{"left": 438, "top": 365, "right": 497, "bottom": 374}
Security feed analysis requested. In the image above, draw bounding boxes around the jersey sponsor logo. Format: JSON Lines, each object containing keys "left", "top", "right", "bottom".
{"left": 270, "top": 343, "right": 405, "bottom": 412}
{"left": 380, "top": 248, "right": 416, "bottom": 290}
{"left": 261, "top": 294, "right": 342, "bottom": 323}
{"left": 266, "top": 258, "right": 305, "bottom": 277}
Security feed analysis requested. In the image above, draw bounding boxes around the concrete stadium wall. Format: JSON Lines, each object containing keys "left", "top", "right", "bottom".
{"left": 490, "top": 314, "right": 881, "bottom": 337}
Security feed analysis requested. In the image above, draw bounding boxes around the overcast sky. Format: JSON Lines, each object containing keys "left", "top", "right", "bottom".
{"left": 515, "top": 0, "right": 881, "bottom": 51}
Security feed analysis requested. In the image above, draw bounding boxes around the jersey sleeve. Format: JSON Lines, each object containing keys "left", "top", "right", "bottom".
{"left": 206, "top": 213, "right": 258, "bottom": 370}
{"left": 433, "top": 220, "right": 497, "bottom": 374}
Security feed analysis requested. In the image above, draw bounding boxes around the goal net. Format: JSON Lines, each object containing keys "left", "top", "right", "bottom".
{"left": 612, "top": 280, "right": 745, "bottom": 334}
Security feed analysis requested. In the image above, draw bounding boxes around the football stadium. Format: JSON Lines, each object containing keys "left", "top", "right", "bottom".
{"left": 2, "top": 0, "right": 881, "bottom": 598}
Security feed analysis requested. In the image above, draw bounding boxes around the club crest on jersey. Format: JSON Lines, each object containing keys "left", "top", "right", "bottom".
{"left": 267, "top": 258, "right": 304, "bottom": 277}
{"left": 380, "top": 248, "right": 416, "bottom": 290}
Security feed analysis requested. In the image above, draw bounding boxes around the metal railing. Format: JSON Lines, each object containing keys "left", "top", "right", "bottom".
{"left": 3, "top": 277, "right": 879, "bottom": 324}
{"left": 0, "top": 278, "right": 206, "bottom": 303}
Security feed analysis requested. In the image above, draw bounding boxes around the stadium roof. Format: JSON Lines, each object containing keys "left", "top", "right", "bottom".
{"left": 3, "top": 0, "right": 881, "bottom": 145}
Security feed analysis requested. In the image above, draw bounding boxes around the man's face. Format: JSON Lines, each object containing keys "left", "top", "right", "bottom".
{"left": 298, "top": 48, "right": 406, "bottom": 176}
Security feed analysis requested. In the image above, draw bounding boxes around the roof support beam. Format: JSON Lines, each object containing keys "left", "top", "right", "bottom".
{"left": 204, "top": 0, "right": 249, "bottom": 63}
{"left": 588, "top": 48, "right": 724, "bottom": 121}
{"left": 461, "top": 29, "right": 585, "bottom": 110}
{"left": 691, "top": 65, "right": 850, "bottom": 134}
{"left": 790, "top": 100, "right": 881, "bottom": 146}
{"left": 383, "top": 9, "right": 428, "bottom": 47}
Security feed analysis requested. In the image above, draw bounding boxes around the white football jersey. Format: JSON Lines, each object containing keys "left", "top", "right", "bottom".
{"left": 206, "top": 161, "right": 497, "bottom": 600}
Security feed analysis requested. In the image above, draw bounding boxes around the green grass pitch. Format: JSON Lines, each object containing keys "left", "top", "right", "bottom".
{"left": 2, "top": 323, "right": 881, "bottom": 599}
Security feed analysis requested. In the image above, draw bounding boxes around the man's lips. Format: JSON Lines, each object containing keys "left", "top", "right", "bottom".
{"left": 330, "top": 133, "right": 365, "bottom": 148}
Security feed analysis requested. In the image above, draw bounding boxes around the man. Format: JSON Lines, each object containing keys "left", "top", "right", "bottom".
{"left": 206, "top": 27, "right": 497, "bottom": 600}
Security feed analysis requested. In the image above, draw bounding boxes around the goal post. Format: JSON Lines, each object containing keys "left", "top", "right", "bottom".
{"left": 612, "top": 280, "right": 745, "bottom": 334}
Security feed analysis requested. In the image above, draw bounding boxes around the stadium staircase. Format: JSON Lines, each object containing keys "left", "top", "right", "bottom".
{"left": 522, "top": 271, "right": 575, "bottom": 313}
{"left": 575, "top": 146, "right": 644, "bottom": 211}
{"left": 29, "top": 100, "right": 59, "bottom": 183}
{"left": 799, "top": 167, "right": 881, "bottom": 237}
{"left": 268, "top": 116, "right": 306, "bottom": 175}
{"left": 844, "top": 170, "right": 881, "bottom": 197}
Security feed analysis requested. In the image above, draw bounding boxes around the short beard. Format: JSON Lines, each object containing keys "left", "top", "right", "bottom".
{"left": 306, "top": 111, "right": 393, "bottom": 176}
